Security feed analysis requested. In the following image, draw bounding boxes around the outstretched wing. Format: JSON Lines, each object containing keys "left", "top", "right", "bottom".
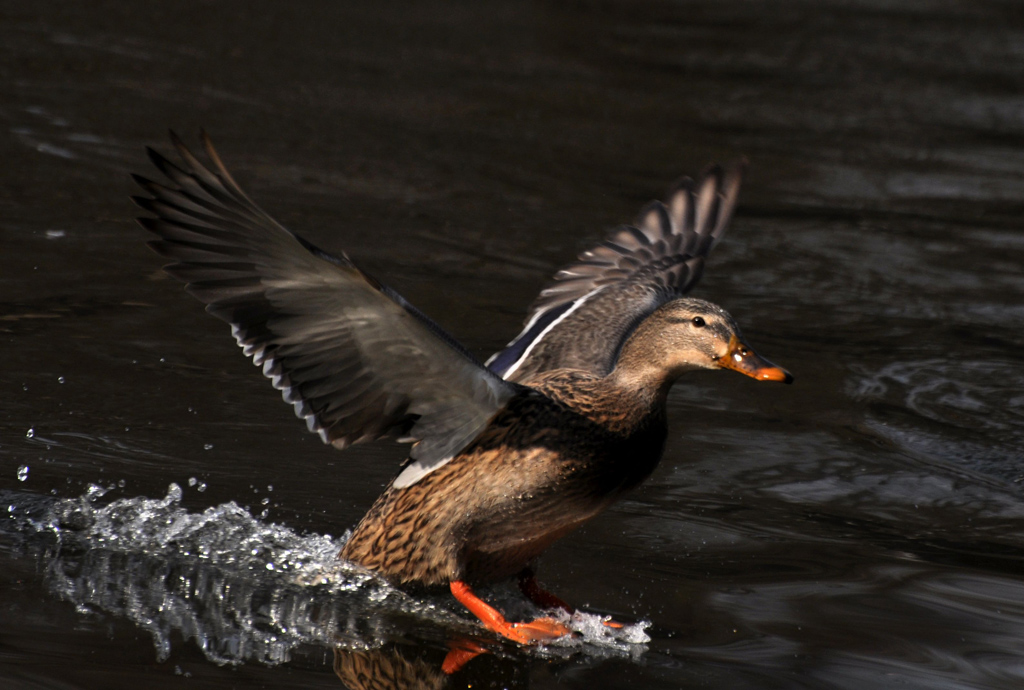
{"left": 486, "top": 164, "right": 744, "bottom": 382}
{"left": 133, "top": 132, "right": 519, "bottom": 485}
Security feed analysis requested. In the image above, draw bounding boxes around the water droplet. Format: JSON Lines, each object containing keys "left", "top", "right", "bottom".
{"left": 267, "top": 484, "right": 273, "bottom": 492}
{"left": 265, "top": 562, "right": 275, "bottom": 571}
{"left": 16, "top": 466, "right": 29, "bottom": 481}
{"left": 188, "top": 477, "right": 197, "bottom": 487}
{"left": 118, "top": 479, "right": 126, "bottom": 488}
{"left": 196, "top": 482, "right": 207, "bottom": 492}
{"left": 160, "top": 484, "right": 182, "bottom": 506}
{"left": 261, "top": 497, "right": 269, "bottom": 505}
{"left": 25, "top": 428, "right": 34, "bottom": 438}
{"left": 203, "top": 443, "right": 214, "bottom": 450}
{"left": 57, "top": 376, "right": 65, "bottom": 384}
{"left": 84, "top": 484, "right": 108, "bottom": 501}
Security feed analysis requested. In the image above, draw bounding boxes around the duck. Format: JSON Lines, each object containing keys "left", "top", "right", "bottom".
{"left": 132, "top": 132, "right": 791, "bottom": 645}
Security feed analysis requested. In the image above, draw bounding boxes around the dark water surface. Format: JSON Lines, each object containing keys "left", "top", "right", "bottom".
{"left": 3, "top": 1, "right": 1024, "bottom": 688}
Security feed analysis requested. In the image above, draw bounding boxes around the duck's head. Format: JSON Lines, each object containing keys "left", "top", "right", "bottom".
{"left": 612, "top": 298, "right": 792, "bottom": 391}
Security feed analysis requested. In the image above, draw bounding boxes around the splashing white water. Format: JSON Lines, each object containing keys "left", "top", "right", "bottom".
{"left": 10, "top": 483, "right": 649, "bottom": 665}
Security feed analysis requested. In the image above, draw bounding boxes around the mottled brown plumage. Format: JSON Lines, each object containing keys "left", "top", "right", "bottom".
{"left": 133, "top": 133, "right": 791, "bottom": 644}
{"left": 341, "top": 373, "right": 665, "bottom": 586}
{"left": 340, "top": 298, "right": 787, "bottom": 588}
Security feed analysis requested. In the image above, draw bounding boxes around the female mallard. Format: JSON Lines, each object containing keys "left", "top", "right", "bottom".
{"left": 133, "top": 133, "right": 791, "bottom": 645}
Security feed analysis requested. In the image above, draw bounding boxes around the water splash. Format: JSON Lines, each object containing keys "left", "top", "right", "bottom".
{"left": 8, "top": 484, "right": 649, "bottom": 666}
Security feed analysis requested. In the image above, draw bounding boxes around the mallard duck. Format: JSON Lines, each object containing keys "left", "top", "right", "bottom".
{"left": 133, "top": 133, "right": 791, "bottom": 645}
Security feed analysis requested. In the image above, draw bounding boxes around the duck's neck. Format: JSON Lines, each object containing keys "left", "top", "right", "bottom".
{"left": 608, "top": 336, "right": 698, "bottom": 403}
{"left": 607, "top": 362, "right": 676, "bottom": 408}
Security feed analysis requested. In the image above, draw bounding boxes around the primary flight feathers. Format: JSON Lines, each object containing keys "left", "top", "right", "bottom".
{"left": 132, "top": 132, "right": 519, "bottom": 476}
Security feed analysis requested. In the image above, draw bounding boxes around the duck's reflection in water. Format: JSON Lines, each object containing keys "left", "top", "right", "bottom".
{"left": 334, "top": 638, "right": 527, "bottom": 690}
{"left": 335, "top": 645, "right": 450, "bottom": 690}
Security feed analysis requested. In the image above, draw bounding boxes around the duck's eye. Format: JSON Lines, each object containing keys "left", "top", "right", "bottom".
{"left": 692, "top": 316, "right": 706, "bottom": 328}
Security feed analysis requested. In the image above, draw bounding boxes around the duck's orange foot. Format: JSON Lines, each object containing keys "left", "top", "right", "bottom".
{"left": 450, "top": 580, "right": 573, "bottom": 645}
{"left": 507, "top": 616, "right": 573, "bottom": 644}
{"left": 517, "top": 569, "right": 628, "bottom": 632}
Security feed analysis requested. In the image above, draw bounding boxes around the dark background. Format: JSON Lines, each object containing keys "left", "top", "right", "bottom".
{"left": 3, "top": 1, "right": 1024, "bottom": 688}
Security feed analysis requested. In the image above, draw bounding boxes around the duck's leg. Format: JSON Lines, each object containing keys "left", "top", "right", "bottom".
{"left": 449, "top": 580, "right": 571, "bottom": 644}
{"left": 517, "top": 568, "right": 572, "bottom": 612}
{"left": 517, "top": 568, "right": 625, "bottom": 629}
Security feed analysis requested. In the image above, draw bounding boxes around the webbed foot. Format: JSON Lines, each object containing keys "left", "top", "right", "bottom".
{"left": 450, "top": 580, "right": 573, "bottom": 645}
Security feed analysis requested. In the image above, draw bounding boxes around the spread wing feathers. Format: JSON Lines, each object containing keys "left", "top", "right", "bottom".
{"left": 133, "top": 131, "right": 518, "bottom": 473}
{"left": 487, "top": 163, "right": 744, "bottom": 382}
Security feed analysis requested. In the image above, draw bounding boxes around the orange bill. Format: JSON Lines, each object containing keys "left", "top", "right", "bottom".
{"left": 716, "top": 336, "right": 793, "bottom": 383}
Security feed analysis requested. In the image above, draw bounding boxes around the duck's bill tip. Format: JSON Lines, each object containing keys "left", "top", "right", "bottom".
{"left": 754, "top": 366, "right": 794, "bottom": 384}
{"left": 718, "top": 339, "right": 793, "bottom": 384}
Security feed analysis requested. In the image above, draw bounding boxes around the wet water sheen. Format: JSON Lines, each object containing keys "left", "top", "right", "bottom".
{"left": 3, "top": 2, "right": 1024, "bottom": 689}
